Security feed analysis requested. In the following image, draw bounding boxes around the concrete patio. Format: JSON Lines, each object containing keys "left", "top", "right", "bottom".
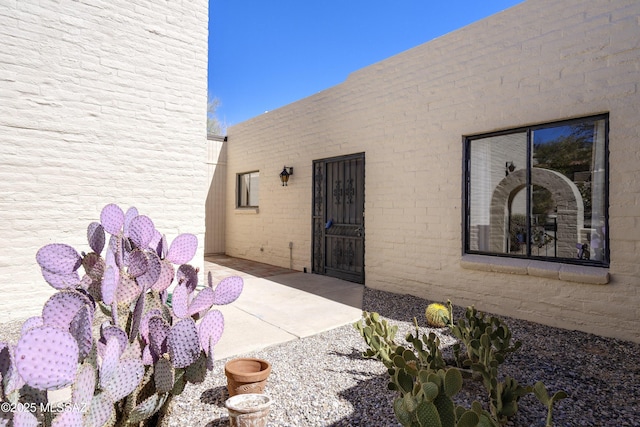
{"left": 204, "top": 255, "right": 364, "bottom": 360}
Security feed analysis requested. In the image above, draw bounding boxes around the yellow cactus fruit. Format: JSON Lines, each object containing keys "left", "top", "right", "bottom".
{"left": 425, "top": 303, "right": 450, "bottom": 328}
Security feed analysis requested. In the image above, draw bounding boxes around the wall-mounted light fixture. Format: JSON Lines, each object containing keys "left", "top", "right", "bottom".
{"left": 279, "top": 166, "right": 293, "bottom": 186}
{"left": 505, "top": 161, "right": 516, "bottom": 176}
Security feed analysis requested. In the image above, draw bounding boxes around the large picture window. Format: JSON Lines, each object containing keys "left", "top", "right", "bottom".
{"left": 464, "top": 115, "right": 609, "bottom": 266}
{"left": 237, "top": 171, "right": 259, "bottom": 208}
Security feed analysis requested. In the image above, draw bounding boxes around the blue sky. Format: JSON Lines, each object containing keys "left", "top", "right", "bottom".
{"left": 208, "top": 1, "right": 524, "bottom": 130}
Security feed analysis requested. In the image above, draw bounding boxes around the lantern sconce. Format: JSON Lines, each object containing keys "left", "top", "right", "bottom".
{"left": 279, "top": 166, "right": 293, "bottom": 186}
{"left": 505, "top": 161, "right": 516, "bottom": 176}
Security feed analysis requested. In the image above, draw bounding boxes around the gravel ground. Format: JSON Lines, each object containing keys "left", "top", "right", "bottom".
{"left": 166, "top": 288, "right": 639, "bottom": 427}
{"left": 2, "top": 288, "right": 639, "bottom": 426}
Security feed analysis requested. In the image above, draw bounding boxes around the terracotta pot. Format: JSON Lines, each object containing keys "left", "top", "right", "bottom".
{"left": 224, "top": 358, "right": 271, "bottom": 396}
{"left": 225, "top": 393, "right": 272, "bottom": 427}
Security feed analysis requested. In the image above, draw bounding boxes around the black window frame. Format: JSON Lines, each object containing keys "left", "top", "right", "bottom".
{"left": 463, "top": 114, "right": 610, "bottom": 267}
{"left": 236, "top": 171, "right": 260, "bottom": 208}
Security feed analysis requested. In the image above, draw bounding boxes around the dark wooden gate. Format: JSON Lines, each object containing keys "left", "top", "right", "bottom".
{"left": 312, "top": 153, "right": 365, "bottom": 283}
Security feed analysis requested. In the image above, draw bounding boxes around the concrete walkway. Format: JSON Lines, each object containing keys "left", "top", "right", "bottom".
{"left": 204, "top": 255, "right": 364, "bottom": 360}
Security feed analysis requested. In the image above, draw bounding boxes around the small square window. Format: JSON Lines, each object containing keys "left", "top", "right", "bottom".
{"left": 464, "top": 115, "right": 609, "bottom": 266}
{"left": 237, "top": 171, "right": 259, "bottom": 208}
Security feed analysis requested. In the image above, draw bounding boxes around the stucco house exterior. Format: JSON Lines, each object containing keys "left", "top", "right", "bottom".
{"left": 0, "top": 1, "right": 208, "bottom": 321}
{"left": 222, "top": 0, "right": 640, "bottom": 343}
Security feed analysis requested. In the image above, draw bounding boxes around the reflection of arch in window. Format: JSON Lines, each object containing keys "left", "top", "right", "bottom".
{"left": 489, "top": 169, "right": 583, "bottom": 258}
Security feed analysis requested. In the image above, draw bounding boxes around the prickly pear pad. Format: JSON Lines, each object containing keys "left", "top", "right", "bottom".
{"left": 100, "top": 203, "right": 124, "bottom": 235}
{"left": 212, "top": 276, "right": 243, "bottom": 305}
{"left": 166, "top": 234, "right": 198, "bottom": 264}
{"left": 15, "top": 326, "right": 79, "bottom": 390}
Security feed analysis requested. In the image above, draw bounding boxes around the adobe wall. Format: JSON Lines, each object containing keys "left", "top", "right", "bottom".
{"left": 0, "top": 1, "right": 208, "bottom": 321}
{"left": 226, "top": 0, "right": 640, "bottom": 342}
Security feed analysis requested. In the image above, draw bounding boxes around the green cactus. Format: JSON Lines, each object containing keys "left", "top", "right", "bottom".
{"left": 355, "top": 305, "right": 566, "bottom": 427}
{"left": 354, "top": 311, "right": 399, "bottom": 366}
{"left": 489, "top": 376, "right": 531, "bottom": 423}
{"left": 426, "top": 303, "right": 450, "bottom": 328}
{"left": 450, "top": 306, "right": 521, "bottom": 368}
{"left": 533, "top": 381, "right": 568, "bottom": 427}
{"left": 415, "top": 401, "right": 441, "bottom": 426}
{"left": 406, "top": 317, "right": 447, "bottom": 373}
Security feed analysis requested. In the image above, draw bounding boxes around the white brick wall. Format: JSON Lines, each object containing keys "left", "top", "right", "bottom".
{"left": 0, "top": 0, "right": 208, "bottom": 321}
{"left": 226, "top": 0, "right": 640, "bottom": 343}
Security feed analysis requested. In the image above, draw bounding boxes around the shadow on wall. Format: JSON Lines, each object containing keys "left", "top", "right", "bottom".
{"left": 205, "top": 135, "right": 227, "bottom": 255}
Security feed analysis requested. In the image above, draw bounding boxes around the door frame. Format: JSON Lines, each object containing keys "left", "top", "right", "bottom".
{"left": 311, "top": 152, "right": 365, "bottom": 283}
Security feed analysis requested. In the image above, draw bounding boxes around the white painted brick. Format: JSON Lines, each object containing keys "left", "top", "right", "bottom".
{"left": 0, "top": 0, "right": 208, "bottom": 323}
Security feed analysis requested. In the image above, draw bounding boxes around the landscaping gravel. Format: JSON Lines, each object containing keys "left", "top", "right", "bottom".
{"left": 166, "top": 288, "right": 639, "bottom": 427}
{"left": 2, "top": 287, "right": 639, "bottom": 426}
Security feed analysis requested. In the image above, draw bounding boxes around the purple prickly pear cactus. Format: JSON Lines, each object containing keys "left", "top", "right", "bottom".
{"left": 36, "top": 244, "right": 82, "bottom": 275}
{"left": 12, "top": 410, "right": 38, "bottom": 427}
{"left": 129, "top": 295, "right": 145, "bottom": 341}
{"left": 167, "top": 318, "right": 200, "bottom": 369}
{"left": 127, "top": 249, "right": 149, "bottom": 278}
{"left": 20, "top": 316, "right": 44, "bottom": 334}
{"left": 0, "top": 341, "right": 11, "bottom": 378}
{"left": 198, "top": 310, "right": 224, "bottom": 358}
{"left": 136, "top": 251, "right": 161, "bottom": 291}
{"left": 170, "top": 284, "right": 190, "bottom": 319}
{"left": 85, "top": 391, "right": 115, "bottom": 427}
{"left": 42, "top": 290, "right": 94, "bottom": 331}
{"left": 40, "top": 269, "right": 81, "bottom": 290}
{"left": 72, "top": 363, "right": 96, "bottom": 407}
{"left": 99, "top": 324, "right": 128, "bottom": 357}
{"left": 211, "top": 275, "right": 244, "bottom": 305}
{"left": 123, "top": 206, "right": 139, "bottom": 237}
{"left": 15, "top": 326, "right": 79, "bottom": 390}
{"left": 105, "top": 358, "right": 144, "bottom": 403}
{"left": 172, "top": 285, "right": 216, "bottom": 320}
{"left": 115, "top": 275, "right": 142, "bottom": 305}
{"left": 87, "top": 221, "right": 106, "bottom": 255}
{"left": 147, "top": 316, "right": 170, "bottom": 362}
{"left": 50, "top": 409, "right": 83, "bottom": 426}
{"left": 176, "top": 264, "right": 198, "bottom": 292}
{"left": 101, "top": 265, "right": 119, "bottom": 306}
{"left": 160, "top": 234, "right": 168, "bottom": 259}
{"left": 142, "top": 345, "right": 154, "bottom": 366}
{"left": 82, "top": 252, "right": 104, "bottom": 292}
{"left": 100, "top": 203, "right": 124, "bottom": 235}
{"left": 36, "top": 244, "right": 83, "bottom": 290}
{"left": 128, "top": 215, "right": 155, "bottom": 249}
{"left": 106, "top": 235, "right": 124, "bottom": 269}
{"left": 139, "top": 309, "right": 163, "bottom": 343}
{"left": 150, "top": 260, "right": 174, "bottom": 292}
{"left": 100, "top": 337, "right": 144, "bottom": 402}
{"left": 187, "top": 287, "right": 215, "bottom": 318}
{"left": 0, "top": 342, "right": 24, "bottom": 397}
{"left": 128, "top": 393, "right": 168, "bottom": 424}
{"left": 154, "top": 357, "right": 174, "bottom": 394}
{"left": 166, "top": 233, "right": 198, "bottom": 264}
{"left": 69, "top": 305, "right": 93, "bottom": 361}
{"left": 99, "top": 336, "right": 121, "bottom": 388}
{"left": 11, "top": 203, "right": 246, "bottom": 426}
{"left": 148, "top": 229, "right": 163, "bottom": 257}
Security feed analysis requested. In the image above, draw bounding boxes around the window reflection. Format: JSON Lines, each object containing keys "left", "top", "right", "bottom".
{"left": 466, "top": 116, "right": 608, "bottom": 265}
